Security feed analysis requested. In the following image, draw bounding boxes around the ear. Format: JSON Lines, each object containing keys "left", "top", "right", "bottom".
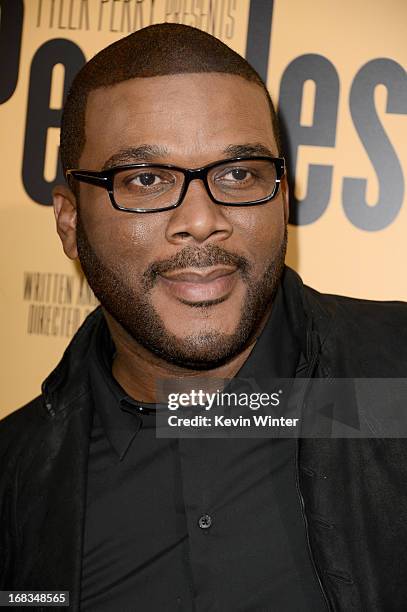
{"left": 280, "top": 175, "right": 289, "bottom": 225}
{"left": 52, "top": 184, "right": 78, "bottom": 259}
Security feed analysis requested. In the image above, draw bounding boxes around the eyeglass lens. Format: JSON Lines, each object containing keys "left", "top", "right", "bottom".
{"left": 113, "top": 159, "right": 278, "bottom": 210}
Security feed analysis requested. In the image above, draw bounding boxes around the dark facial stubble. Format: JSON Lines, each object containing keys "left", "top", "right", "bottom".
{"left": 76, "top": 211, "right": 287, "bottom": 369}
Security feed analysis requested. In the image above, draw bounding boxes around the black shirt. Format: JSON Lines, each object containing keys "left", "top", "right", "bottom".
{"left": 80, "top": 285, "right": 327, "bottom": 611}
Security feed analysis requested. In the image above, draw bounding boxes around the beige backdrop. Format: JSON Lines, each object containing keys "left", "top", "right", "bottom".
{"left": 1, "top": 0, "right": 406, "bottom": 417}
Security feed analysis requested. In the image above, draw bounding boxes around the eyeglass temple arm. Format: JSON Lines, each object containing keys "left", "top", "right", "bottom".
{"left": 276, "top": 158, "right": 285, "bottom": 179}
{"left": 65, "top": 170, "right": 110, "bottom": 189}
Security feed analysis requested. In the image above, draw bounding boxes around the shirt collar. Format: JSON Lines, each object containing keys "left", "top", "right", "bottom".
{"left": 89, "top": 320, "right": 145, "bottom": 460}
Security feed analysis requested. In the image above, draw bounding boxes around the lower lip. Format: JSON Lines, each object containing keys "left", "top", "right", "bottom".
{"left": 158, "top": 270, "right": 239, "bottom": 304}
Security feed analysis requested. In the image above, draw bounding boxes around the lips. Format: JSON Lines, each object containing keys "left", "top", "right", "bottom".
{"left": 158, "top": 266, "right": 239, "bottom": 303}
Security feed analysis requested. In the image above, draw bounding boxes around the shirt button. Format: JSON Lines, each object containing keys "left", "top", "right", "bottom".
{"left": 198, "top": 514, "right": 212, "bottom": 529}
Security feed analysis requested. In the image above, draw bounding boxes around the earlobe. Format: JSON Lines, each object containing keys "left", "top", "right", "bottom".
{"left": 52, "top": 184, "right": 78, "bottom": 260}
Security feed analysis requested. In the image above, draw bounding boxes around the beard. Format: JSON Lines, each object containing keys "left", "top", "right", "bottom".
{"left": 76, "top": 213, "right": 287, "bottom": 370}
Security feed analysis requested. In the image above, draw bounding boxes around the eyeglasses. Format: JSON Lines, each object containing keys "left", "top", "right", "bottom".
{"left": 66, "top": 156, "right": 285, "bottom": 213}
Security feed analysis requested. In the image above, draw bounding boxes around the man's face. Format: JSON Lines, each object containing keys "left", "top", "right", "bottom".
{"left": 63, "top": 73, "right": 288, "bottom": 368}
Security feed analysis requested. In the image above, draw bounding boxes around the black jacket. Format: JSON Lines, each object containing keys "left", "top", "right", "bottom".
{"left": 1, "top": 266, "right": 407, "bottom": 611}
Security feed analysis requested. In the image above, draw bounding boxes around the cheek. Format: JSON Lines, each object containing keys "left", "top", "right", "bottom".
{"left": 116, "top": 220, "right": 165, "bottom": 275}
{"left": 128, "top": 221, "right": 157, "bottom": 254}
{"left": 227, "top": 203, "right": 286, "bottom": 271}
{"left": 80, "top": 187, "right": 165, "bottom": 267}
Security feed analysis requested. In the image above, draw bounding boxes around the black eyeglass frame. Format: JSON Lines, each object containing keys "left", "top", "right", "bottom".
{"left": 65, "top": 155, "right": 286, "bottom": 213}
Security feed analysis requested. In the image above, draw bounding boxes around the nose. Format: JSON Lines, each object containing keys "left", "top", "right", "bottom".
{"left": 165, "top": 177, "right": 233, "bottom": 245}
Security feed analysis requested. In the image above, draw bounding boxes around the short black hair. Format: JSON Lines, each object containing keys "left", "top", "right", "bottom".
{"left": 60, "top": 23, "right": 280, "bottom": 174}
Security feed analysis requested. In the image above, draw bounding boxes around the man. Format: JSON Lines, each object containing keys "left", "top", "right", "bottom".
{"left": 1, "top": 23, "right": 407, "bottom": 612}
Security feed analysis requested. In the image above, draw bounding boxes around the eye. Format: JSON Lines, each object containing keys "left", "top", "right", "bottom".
{"left": 130, "top": 172, "right": 162, "bottom": 187}
{"left": 222, "top": 167, "right": 252, "bottom": 182}
{"left": 117, "top": 168, "right": 176, "bottom": 193}
{"left": 214, "top": 166, "right": 256, "bottom": 187}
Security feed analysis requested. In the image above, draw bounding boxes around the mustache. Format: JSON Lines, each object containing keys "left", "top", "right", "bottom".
{"left": 142, "top": 244, "right": 250, "bottom": 289}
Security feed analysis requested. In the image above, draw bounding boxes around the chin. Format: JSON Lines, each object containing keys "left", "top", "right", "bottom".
{"left": 167, "top": 317, "right": 241, "bottom": 340}
{"left": 144, "top": 327, "right": 250, "bottom": 370}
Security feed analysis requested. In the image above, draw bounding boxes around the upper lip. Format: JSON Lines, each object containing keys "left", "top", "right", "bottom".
{"left": 160, "top": 266, "right": 237, "bottom": 283}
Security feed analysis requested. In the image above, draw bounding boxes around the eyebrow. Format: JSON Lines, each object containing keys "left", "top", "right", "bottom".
{"left": 223, "top": 143, "right": 275, "bottom": 158}
{"left": 101, "top": 142, "right": 276, "bottom": 170}
{"left": 102, "top": 145, "right": 170, "bottom": 170}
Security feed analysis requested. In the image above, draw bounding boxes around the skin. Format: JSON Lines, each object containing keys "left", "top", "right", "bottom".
{"left": 53, "top": 73, "right": 289, "bottom": 403}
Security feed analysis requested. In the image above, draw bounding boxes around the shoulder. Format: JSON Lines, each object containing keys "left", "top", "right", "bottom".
{"left": 0, "top": 396, "right": 49, "bottom": 492}
{"left": 0, "top": 308, "right": 103, "bottom": 470}
{"left": 283, "top": 266, "right": 407, "bottom": 347}
{"left": 0, "top": 396, "right": 46, "bottom": 455}
{"left": 0, "top": 395, "right": 45, "bottom": 433}
{"left": 304, "top": 282, "right": 407, "bottom": 331}
{"left": 302, "top": 282, "right": 407, "bottom": 375}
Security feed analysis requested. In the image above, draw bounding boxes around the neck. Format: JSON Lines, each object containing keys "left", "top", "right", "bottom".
{"left": 103, "top": 308, "right": 271, "bottom": 403}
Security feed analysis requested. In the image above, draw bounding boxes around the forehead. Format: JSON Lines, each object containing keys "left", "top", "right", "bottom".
{"left": 81, "top": 73, "right": 276, "bottom": 168}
